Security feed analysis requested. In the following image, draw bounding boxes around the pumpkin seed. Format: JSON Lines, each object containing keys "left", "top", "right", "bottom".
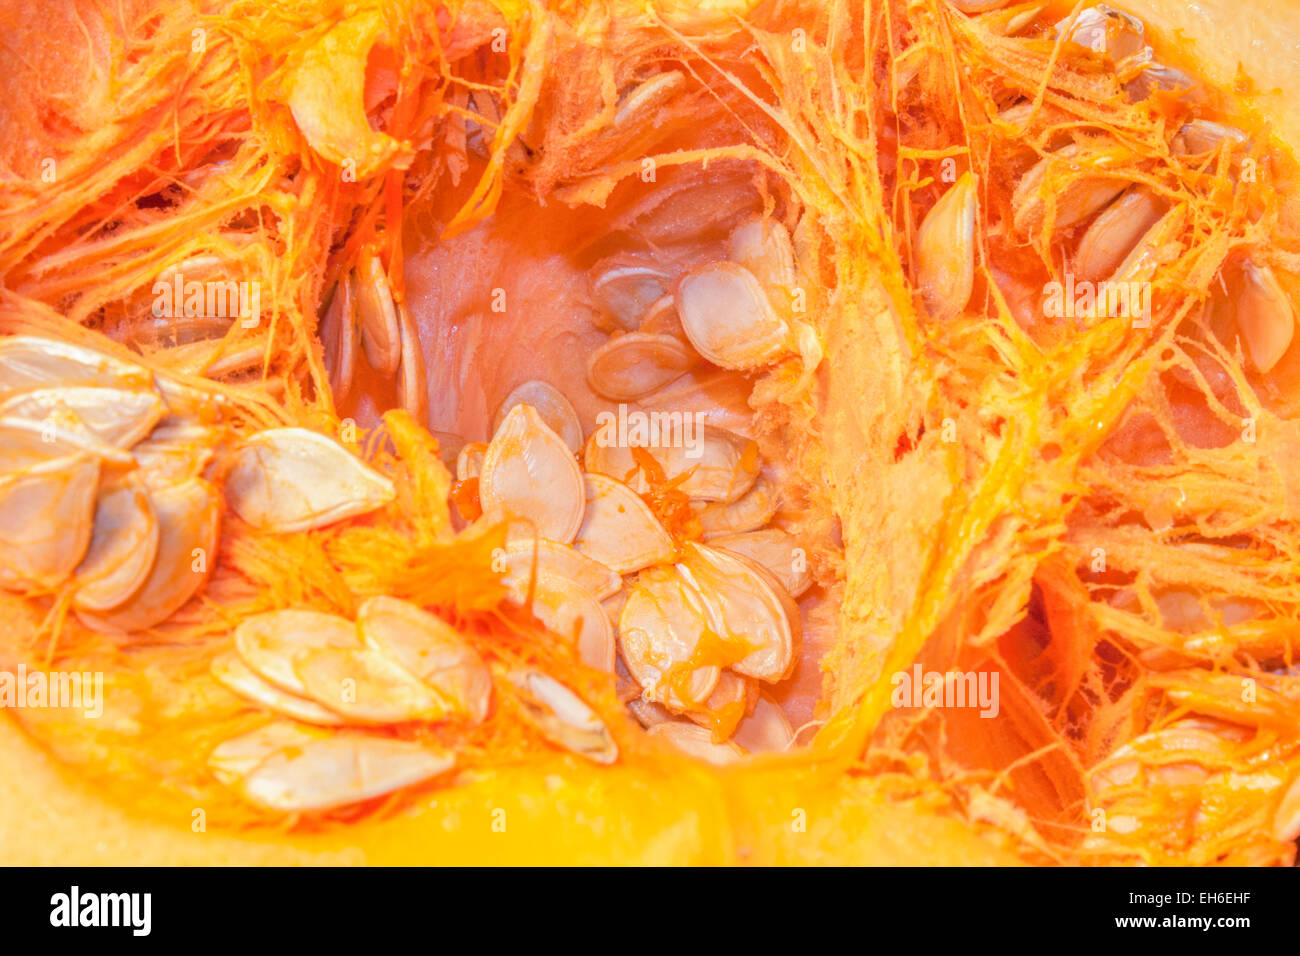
{"left": 696, "top": 466, "right": 781, "bottom": 537}
{"left": 211, "top": 652, "right": 346, "bottom": 726}
{"left": 573, "top": 472, "right": 675, "bottom": 574}
{"left": 0, "top": 449, "right": 98, "bottom": 591}
{"left": 0, "top": 413, "right": 133, "bottom": 466}
{"left": 209, "top": 722, "right": 321, "bottom": 782}
{"left": 1109, "top": 204, "right": 1186, "bottom": 286}
{"left": 584, "top": 421, "right": 760, "bottom": 503}
{"left": 1091, "top": 719, "right": 1245, "bottom": 795}
{"left": 480, "top": 404, "right": 585, "bottom": 542}
{"left": 614, "top": 70, "right": 686, "bottom": 127}
{"left": 130, "top": 421, "right": 220, "bottom": 490}
{"left": 355, "top": 247, "right": 402, "bottom": 376}
{"left": 627, "top": 696, "right": 675, "bottom": 729}
{"left": 456, "top": 441, "right": 487, "bottom": 481}
{"left": 1074, "top": 187, "right": 1168, "bottom": 282}
{"left": 502, "top": 537, "right": 622, "bottom": 601}
{"left": 1236, "top": 259, "right": 1296, "bottom": 374}
{"left": 77, "top": 477, "right": 220, "bottom": 633}
{"left": 1056, "top": 4, "right": 1146, "bottom": 62}
{"left": 732, "top": 693, "right": 796, "bottom": 753}
{"left": 225, "top": 427, "right": 395, "bottom": 533}
{"left": 728, "top": 215, "right": 797, "bottom": 293}
{"left": 294, "top": 646, "right": 447, "bottom": 724}
{"left": 492, "top": 380, "right": 583, "bottom": 454}
{"left": 508, "top": 570, "right": 616, "bottom": 672}
{"left": 586, "top": 332, "right": 696, "bottom": 400}
{"left": 589, "top": 254, "right": 673, "bottom": 331}
{"left": 636, "top": 367, "right": 755, "bottom": 438}
{"left": 709, "top": 528, "right": 812, "bottom": 598}
{"left": 637, "top": 295, "right": 685, "bottom": 340}
{"left": 1126, "top": 62, "right": 1201, "bottom": 103}
{"left": 508, "top": 668, "right": 618, "bottom": 764}
{"left": 1173, "top": 120, "right": 1249, "bottom": 157}
{"left": 0, "top": 385, "right": 164, "bottom": 450}
{"left": 677, "top": 262, "right": 790, "bottom": 369}
{"left": 234, "top": 608, "right": 362, "bottom": 697}
{"left": 356, "top": 596, "right": 492, "bottom": 724}
{"left": 676, "top": 542, "right": 798, "bottom": 682}
{"left": 648, "top": 721, "right": 743, "bottom": 764}
{"left": 619, "top": 565, "right": 721, "bottom": 710}
{"left": 683, "top": 670, "right": 752, "bottom": 739}
{"left": 211, "top": 723, "right": 454, "bottom": 812}
{"left": 0, "top": 335, "right": 154, "bottom": 394}
{"left": 1012, "top": 143, "right": 1133, "bottom": 235}
{"left": 395, "top": 300, "right": 428, "bottom": 426}
{"left": 319, "top": 272, "right": 359, "bottom": 405}
{"left": 72, "top": 473, "right": 160, "bottom": 612}
{"left": 915, "top": 171, "right": 978, "bottom": 321}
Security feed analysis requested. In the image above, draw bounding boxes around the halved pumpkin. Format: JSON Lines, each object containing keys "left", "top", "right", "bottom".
{"left": 2, "top": 0, "right": 1299, "bottom": 865}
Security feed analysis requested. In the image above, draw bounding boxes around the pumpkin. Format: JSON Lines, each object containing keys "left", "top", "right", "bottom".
{"left": 2, "top": 0, "right": 1299, "bottom": 865}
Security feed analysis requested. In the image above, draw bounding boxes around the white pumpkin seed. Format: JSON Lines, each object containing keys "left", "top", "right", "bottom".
{"left": 1237, "top": 259, "right": 1296, "bottom": 374}
{"left": 294, "top": 646, "right": 447, "bottom": 724}
{"left": 319, "top": 272, "right": 359, "bottom": 405}
{"left": 225, "top": 427, "right": 395, "bottom": 533}
{"left": 709, "top": 528, "right": 812, "bottom": 597}
{"left": 492, "top": 380, "right": 583, "bottom": 454}
{"left": 503, "top": 537, "right": 622, "bottom": 601}
{"left": 619, "top": 565, "right": 721, "bottom": 711}
{"left": 234, "top": 608, "right": 361, "bottom": 697}
{"left": 0, "top": 335, "right": 153, "bottom": 394}
{"left": 586, "top": 332, "right": 696, "bottom": 401}
{"left": 72, "top": 472, "right": 160, "bottom": 612}
{"left": 357, "top": 595, "right": 492, "bottom": 724}
{"left": 211, "top": 652, "right": 346, "bottom": 726}
{"left": 480, "top": 404, "right": 585, "bottom": 543}
{"left": 728, "top": 215, "right": 797, "bottom": 293}
{"left": 915, "top": 172, "right": 978, "bottom": 321}
{"left": 573, "top": 472, "right": 675, "bottom": 574}
{"left": 648, "top": 721, "right": 743, "bottom": 765}
{"left": 731, "top": 693, "right": 795, "bottom": 753}
{"left": 0, "top": 449, "right": 98, "bottom": 591}
{"left": 589, "top": 254, "right": 673, "bottom": 330}
{"left": 676, "top": 262, "right": 790, "bottom": 370}
{"left": 212, "top": 724, "right": 454, "bottom": 812}
{"left": 0, "top": 385, "right": 164, "bottom": 450}
{"left": 355, "top": 248, "right": 402, "bottom": 376}
{"left": 676, "top": 542, "right": 798, "bottom": 682}
{"left": 76, "top": 477, "right": 220, "bottom": 633}
{"left": 508, "top": 668, "right": 618, "bottom": 764}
